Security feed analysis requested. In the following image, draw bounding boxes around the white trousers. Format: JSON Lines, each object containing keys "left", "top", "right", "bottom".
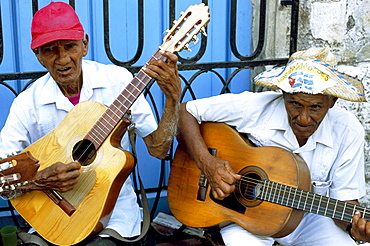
{"left": 220, "top": 213, "right": 358, "bottom": 246}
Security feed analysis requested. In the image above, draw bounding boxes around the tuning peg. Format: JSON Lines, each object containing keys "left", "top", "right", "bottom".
{"left": 184, "top": 43, "right": 192, "bottom": 52}
{"left": 191, "top": 36, "right": 199, "bottom": 45}
{"left": 200, "top": 27, "right": 208, "bottom": 36}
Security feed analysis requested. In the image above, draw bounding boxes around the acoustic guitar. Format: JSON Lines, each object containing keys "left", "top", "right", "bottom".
{"left": 4, "top": 4, "right": 210, "bottom": 246}
{"left": 168, "top": 122, "right": 370, "bottom": 238}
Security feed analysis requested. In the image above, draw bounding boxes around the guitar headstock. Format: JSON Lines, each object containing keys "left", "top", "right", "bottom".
{"left": 0, "top": 151, "right": 39, "bottom": 193}
{"left": 161, "top": 3, "right": 210, "bottom": 53}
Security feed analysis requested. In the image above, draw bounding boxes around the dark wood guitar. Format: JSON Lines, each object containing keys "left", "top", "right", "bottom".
{"left": 8, "top": 4, "right": 210, "bottom": 246}
{"left": 168, "top": 122, "right": 370, "bottom": 238}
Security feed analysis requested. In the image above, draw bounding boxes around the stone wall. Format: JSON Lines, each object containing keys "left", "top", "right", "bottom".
{"left": 252, "top": 0, "right": 370, "bottom": 206}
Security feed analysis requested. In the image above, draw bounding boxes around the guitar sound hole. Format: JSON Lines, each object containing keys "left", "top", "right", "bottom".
{"left": 235, "top": 166, "right": 268, "bottom": 207}
{"left": 240, "top": 173, "right": 261, "bottom": 200}
{"left": 72, "top": 140, "right": 97, "bottom": 166}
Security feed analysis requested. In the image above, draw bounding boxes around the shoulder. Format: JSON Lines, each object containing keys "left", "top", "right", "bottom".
{"left": 82, "top": 60, "right": 133, "bottom": 86}
{"left": 82, "top": 60, "right": 131, "bottom": 76}
{"left": 327, "top": 105, "right": 364, "bottom": 137}
{"left": 12, "top": 73, "right": 50, "bottom": 105}
{"left": 188, "top": 90, "right": 283, "bottom": 107}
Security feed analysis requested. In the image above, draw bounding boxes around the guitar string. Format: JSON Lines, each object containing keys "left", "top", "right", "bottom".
{"left": 72, "top": 50, "right": 163, "bottom": 165}
{"left": 238, "top": 176, "right": 356, "bottom": 221}
{"left": 238, "top": 176, "right": 362, "bottom": 221}
{"left": 237, "top": 179, "right": 353, "bottom": 222}
{"left": 235, "top": 176, "right": 368, "bottom": 221}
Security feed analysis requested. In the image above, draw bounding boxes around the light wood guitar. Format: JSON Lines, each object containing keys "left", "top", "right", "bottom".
{"left": 168, "top": 122, "right": 370, "bottom": 238}
{"left": 9, "top": 4, "right": 210, "bottom": 245}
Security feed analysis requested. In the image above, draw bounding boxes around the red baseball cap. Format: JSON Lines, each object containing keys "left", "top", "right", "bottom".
{"left": 30, "top": 2, "right": 84, "bottom": 49}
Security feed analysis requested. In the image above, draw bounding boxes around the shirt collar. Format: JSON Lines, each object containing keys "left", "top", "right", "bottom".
{"left": 36, "top": 60, "right": 106, "bottom": 107}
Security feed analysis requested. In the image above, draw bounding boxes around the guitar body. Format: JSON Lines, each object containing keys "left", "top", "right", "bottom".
{"left": 168, "top": 122, "right": 311, "bottom": 238}
{"left": 11, "top": 100, "right": 135, "bottom": 246}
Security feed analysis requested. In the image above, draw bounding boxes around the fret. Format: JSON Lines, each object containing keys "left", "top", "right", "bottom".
{"left": 291, "top": 187, "right": 297, "bottom": 209}
{"left": 266, "top": 180, "right": 272, "bottom": 202}
{"left": 132, "top": 80, "right": 141, "bottom": 92}
{"left": 136, "top": 71, "right": 151, "bottom": 83}
{"left": 303, "top": 190, "right": 309, "bottom": 211}
{"left": 284, "top": 186, "right": 290, "bottom": 207}
{"left": 316, "top": 195, "right": 322, "bottom": 214}
{"left": 333, "top": 200, "right": 338, "bottom": 219}
{"left": 307, "top": 193, "right": 314, "bottom": 212}
{"left": 271, "top": 182, "right": 277, "bottom": 203}
{"left": 260, "top": 180, "right": 267, "bottom": 200}
{"left": 122, "top": 91, "right": 135, "bottom": 103}
{"left": 109, "top": 104, "right": 124, "bottom": 118}
{"left": 130, "top": 82, "right": 144, "bottom": 93}
{"left": 297, "top": 189, "right": 303, "bottom": 210}
{"left": 364, "top": 207, "right": 369, "bottom": 220}
{"left": 276, "top": 183, "right": 283, "bottom": 205}
{"left": 323, "top": 196, "right": 330, "bottom": 216}
{"left": 341, "top": 202, "right": 347, "bottom": 221}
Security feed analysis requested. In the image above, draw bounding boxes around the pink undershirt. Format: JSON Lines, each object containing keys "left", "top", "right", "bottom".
{"left": 67, "top": 92, "right": 81, "bottom": 106}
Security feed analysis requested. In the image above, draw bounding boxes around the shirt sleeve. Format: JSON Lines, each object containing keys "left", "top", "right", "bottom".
{"left": 329, "top": 125, "right": 365, "bottom": 201}
{"left": 0, "top": 98, "right": 31, "bottom": 154}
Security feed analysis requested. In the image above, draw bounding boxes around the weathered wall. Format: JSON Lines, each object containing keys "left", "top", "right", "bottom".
{"left": 253, "top": 0, "right": 370, "bottom": 206}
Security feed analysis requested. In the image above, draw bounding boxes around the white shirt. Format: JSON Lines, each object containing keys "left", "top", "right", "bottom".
{"left": 186, "top": 91, "right": 365, "bottom": 201}
{"left": 0, "top": 60, "right": 157, "bottom": 237}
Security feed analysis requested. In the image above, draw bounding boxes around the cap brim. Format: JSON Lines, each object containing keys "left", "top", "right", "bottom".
{"left": 31, "top": 29, "right": 84, "bottom": 49}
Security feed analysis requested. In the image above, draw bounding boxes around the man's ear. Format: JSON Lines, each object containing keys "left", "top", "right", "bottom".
{"left": 82, "top": 34, "right": 89, "bottom": 57}
{"left": 330, "top": 97, "right": 338, "bottom": 108}
{"left": 33, "top": 48, "right": 46, "bottom": 67}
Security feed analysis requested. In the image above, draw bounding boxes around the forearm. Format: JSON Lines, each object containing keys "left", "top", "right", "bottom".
{"left": 144, "top": 98, "right": 179, "bottom": 159}
{"left": 176, "top": 102, "right": 211, "bottom": 172}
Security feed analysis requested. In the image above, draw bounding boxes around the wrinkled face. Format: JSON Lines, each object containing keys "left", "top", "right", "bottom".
{"left": 283, "top": 93, "right": 337, "bottom": 146}
{"left": 34, "top": 38, "right": 88, "bottom": 88}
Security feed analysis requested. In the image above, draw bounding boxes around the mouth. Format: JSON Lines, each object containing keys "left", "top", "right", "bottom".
{"left": 293, "top": 122, "right": 314, "bottom": 134}
{"left": 57, "top": 67, "right": 72, "bottom": 74}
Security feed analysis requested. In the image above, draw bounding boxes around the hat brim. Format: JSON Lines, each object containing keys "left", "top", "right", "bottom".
{"left": 254, "top": 59, "right": 366, "bottom": 102}
{"left": 31, "top": 29, "right": 84, "bottom": 49}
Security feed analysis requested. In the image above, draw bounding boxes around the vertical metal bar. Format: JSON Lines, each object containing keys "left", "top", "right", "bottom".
{"left": 230, "top": 0, "right": 266, "bottom": 60}
{"left": 0, "top": 2, "right": 3, "bottom": 65}
{"left": 32, "top": 0, "right": 38, "bottom": 15}
{"left": 103, "top": 0, "right": 144, "bottom": 66}
{"left": 290, "top": 0, "right": 299, "bottom": 55}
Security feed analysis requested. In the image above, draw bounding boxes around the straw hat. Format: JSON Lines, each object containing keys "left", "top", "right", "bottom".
{"left": 253, "top": 47, "right": 366, "bottom": 102}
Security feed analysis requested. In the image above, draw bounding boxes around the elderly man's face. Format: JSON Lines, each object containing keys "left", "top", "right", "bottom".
{"left": 283, "top": 93, "right": 337, "bottom": 146}
{"left": 34, "top": 38, "right": 88, "bottom": 92}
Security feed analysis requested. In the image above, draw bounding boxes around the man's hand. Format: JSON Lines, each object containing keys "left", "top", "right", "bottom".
{"left": 143, "top": 50, "right": 181, "bottom": 103}
{"left": 200, "top": 155, "right": 241, "bottom": 200}
{"left": 350, "top": 211, "right": 370, "bottom": 242}
{"left": 32, "top": 162, "right": 81, "bottom": 192}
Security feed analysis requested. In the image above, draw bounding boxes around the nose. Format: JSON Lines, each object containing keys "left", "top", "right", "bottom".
{"left": 297, "top": 108, "right": 311, "bottom": 125}
{"left": 55, "top": 47, "right": 69, "bottom": 64}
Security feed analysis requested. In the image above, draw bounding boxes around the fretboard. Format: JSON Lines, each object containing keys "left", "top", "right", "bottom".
{"left": 256, "top": 179, "right": 370, "bottom": 223}
{"left": 84, "top": 49, "right": 166, "bottom": 148}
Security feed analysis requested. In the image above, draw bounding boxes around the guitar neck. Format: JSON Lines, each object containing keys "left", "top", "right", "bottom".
{"left": 84, "top": 49, "right": 166, "bottom": 148}
{"left": 256, "top": 179, "right": 370, "bottom": 223}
